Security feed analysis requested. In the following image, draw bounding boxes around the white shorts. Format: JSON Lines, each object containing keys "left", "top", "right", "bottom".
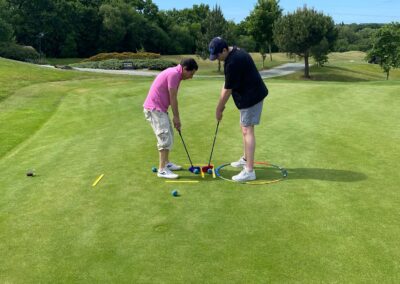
{"left": 144, "top": 109, "right": 174, "bottom": 151}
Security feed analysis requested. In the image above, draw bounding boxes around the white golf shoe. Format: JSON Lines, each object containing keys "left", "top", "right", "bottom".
{"left": 157, "top": 168, "right": 179, "bottom": 179}
{"left": 232, "top": 167, "right": 256, "bottom": 182}
{"left": 230, "top": 156, "right": 247, "bottom": 168}
{"left": 166, "top": 162, "right": 182, "bottom": 171}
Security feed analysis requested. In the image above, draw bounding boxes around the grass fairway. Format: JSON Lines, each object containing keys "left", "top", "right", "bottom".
{"left": 1, "top": 57, "right": 400, "bottom": 283}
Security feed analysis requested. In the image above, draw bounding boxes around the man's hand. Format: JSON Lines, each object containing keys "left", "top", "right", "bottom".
{"left": 216, "top": 106, "right": 225, "bottom": 121}
{"left": 173, "top": 116, "right": 181, "bottom": 131}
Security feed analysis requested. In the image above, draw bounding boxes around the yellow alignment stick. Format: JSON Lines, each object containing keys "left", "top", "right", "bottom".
{"left": 165, "top": 180, "right": 200, "bottom": 183}
{"left": 246, "top": 179, "right": 281, "bottom": 185}
{"left": 92, "top": 174, "right": 104, "bottom": 187}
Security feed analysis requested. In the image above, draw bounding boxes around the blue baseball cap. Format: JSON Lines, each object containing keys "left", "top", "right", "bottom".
{"left": 209, "top": 37, "right": 228, "bottom": 61}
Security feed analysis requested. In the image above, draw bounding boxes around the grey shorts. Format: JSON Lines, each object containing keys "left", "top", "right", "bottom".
{"left": 240, "top": 100, "right": 264, "bottom": 126}
{"left": 144, "top": 109, "right": 174, "bottom": 151}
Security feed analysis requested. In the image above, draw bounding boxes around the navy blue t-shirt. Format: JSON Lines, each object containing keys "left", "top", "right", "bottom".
{"left": 224, "top": 47, "right": 268, "bottom": 109}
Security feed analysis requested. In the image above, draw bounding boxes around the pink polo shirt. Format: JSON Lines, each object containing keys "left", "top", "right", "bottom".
{"left": 143, "top": 65, "right": 183, "bottom": 112}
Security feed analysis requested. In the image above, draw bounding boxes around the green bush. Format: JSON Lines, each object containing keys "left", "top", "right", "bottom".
{"left": 83, "top": 52, "right": 160, "bottom": 62}
{"left": 73, "top": 61, "right": 99, "bottom": 68}
{"left": 145, "top": 60, "right": 177, "bottom": 70}
{"left": 71, "top": 59, "right": 176, "bottom": 71}
{"left": 98, "top": 59, "right": 123, "bottom": 70}
{"left": 0, "top": 43, "right": 40, "bottom": 62}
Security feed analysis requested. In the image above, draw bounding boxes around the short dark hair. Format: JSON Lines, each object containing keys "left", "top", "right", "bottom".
{"left": 180, "top": 58, "right": 198, "bottom": 71}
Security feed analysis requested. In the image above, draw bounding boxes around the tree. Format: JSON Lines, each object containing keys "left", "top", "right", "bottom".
{"left": 246, "top": 0, "right": 282, "bottom": 68}
{"left": 274, "top": 6, "right": 337, "bottom": 78}
{"left": 98, "top": 1, "right": 157, "bottom": 53}
{"left": 161, "top": 4, "right": 209, "bottom": 54}
{"left": 334, "top": 24, "right": 380, "bottom": 52}
{"left": 0, "top": 18, "right": 14, "bottom": 43}
{"left": 74, "top": 3, "right": 103, "bottom": 57}
{"left": 196, "top": 5, "right": 231, "bottom": 72}
{"left": 98, "top": 3, "right": 127, "bottom": 51}
{"left": 196, "top": 5, "right": 226, "bottom": 58}
{"left": 167, "top": 25, "right": 195, "bottom": 54}
{"left": 310, "top": 37, "right": 329, "bottom": 67}
{"left": 0, "top": 0, "right": 14, "bottom": 43}
{"left": 5, "top": 0, "right": 84, "bottom": 57}
{"left": 367, "top": 22, "right": 400, "bottom": 80}
{"left": 142, "top": 22, "right": 170, "bottom": 54}
{"left": 236, "top": 35, "right": 257, "bottom": 52}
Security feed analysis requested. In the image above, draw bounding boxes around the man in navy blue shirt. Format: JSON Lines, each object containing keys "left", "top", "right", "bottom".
{"left": 209, "top": 37, "right": 268, "bottom": 182}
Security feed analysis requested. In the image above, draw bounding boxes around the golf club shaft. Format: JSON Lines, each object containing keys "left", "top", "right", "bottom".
{"left": 178, "top": 130, "right": 194, "bottom": 167}
{"left": 207, "top": 121, "right": 220, "bottom": 166}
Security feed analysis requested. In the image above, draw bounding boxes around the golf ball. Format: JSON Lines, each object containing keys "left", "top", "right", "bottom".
{"left": 152, "top": 167, "right": 157, "bottom": 173}
{"left": 207, "top": 169, "right": 212, "bottom": 174}
{"left": 194, "top": 169, "right": 199, "bottom": 174}
{"left": 171, "top": 190, "right": 178, "bottom": 197}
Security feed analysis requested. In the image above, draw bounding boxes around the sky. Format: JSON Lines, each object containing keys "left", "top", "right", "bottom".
{"left": 152, "top": 0, "right": 400, "bottom": 24}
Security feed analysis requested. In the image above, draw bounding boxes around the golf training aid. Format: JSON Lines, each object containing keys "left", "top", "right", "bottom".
{"left": 202, "top": 121, "right": 220, "bottom": 173}
{"left": 165, "top": 180, "right": 200, "bottom": 183}
{"left": 215, "top": 161, "right": 288, "bottom": 185}
{"left": 92, "top": 174, "right": 104, "bottom": 187}
{"left": 178, "top": 130, "right": 200, "bottom": 173}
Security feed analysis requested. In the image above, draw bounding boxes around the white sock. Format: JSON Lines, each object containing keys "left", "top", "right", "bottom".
{"left": 245, "top": 166, "right": 254, "bottom": 173}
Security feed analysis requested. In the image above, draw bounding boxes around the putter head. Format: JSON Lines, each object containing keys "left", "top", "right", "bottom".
{"left": 201, "top": 165, "right": 213, "bottom": 173}
{"left": 189, "top": 166, "right": 201, "bottom": 173}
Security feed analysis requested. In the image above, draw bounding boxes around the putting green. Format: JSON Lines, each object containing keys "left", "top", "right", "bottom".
{"left": 1, "top": 57, "right": 400, "bottom": 283}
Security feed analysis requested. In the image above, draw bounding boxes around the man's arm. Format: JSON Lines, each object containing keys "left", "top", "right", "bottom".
{"left": 169, "top": 88, "right": 181, "bottom": 130}
{"left": 216, "top": 86, "right": 232, "bottom": 121}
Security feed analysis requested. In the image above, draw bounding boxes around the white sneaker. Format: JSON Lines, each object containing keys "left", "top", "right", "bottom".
{"left": 157, "top": 168, "right": 179, "bottom": 179}
{"left": 166, "top": 162, "right": 182, "bottom": 171}
{"left": 230, "top": 156, "right": 247, "bottom": 168}
{"left": 232, "top": 167, "right": 256, "bottom": 182}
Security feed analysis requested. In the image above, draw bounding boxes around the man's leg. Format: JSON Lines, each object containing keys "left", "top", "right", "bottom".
{"left": 159, "top": 149, "right": 169, "bottom": 170}
{"left": 232, "top": 125, "right": 256, "bottom": 182}
{"left": 242, "top": 133, "right": 246, "bottom": 160}
{"left": 241, "top": 125, "right": 255, "bottom": 171}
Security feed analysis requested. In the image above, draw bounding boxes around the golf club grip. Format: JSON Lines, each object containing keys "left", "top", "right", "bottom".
{"left": 208, "top": 121, "right": 220, "bottom": 166}
{"left": 178, "top": 130, "right": 194, "bottom": 166}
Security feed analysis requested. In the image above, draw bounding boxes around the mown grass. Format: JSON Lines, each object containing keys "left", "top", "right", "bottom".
{"left": 0, "top": 58, "right": 104, "bottom": 102}
{"left": 0, "top": 56, "right": 399, "bottom": 283}
{"left": 275, "top": 51, "right": 400, "bottom": 81}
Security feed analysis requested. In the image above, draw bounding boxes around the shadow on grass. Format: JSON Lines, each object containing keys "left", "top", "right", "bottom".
{"left": 285, "top": 168, "right": 367, "bottom": 182}
{"left": 307, "top": 66, "right": 379, "bottom": 82}
{"left": 219, "top": 167, "right": 367, "bottom": 183}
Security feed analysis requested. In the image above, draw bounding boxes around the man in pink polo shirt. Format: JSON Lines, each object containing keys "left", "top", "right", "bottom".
{"left": 144, "top": 58, "right": 198, "bottom": 179}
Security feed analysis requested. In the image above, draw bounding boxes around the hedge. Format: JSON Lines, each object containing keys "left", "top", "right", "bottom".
{"left": 0, "top": 43, "right": 40, "bottom": 62}
{"left": 83, "top": 52, "right": 160, "bottom": 62}
{"left": 71, "top": 59, "right": 176, "bottom": 71}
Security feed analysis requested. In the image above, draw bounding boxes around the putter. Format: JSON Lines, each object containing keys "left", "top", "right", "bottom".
{"left": 202, "top": 121, "right": 220, "bottom": 173}
{"left": 178, "top": 130, "right": 200, "bottom": 173}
